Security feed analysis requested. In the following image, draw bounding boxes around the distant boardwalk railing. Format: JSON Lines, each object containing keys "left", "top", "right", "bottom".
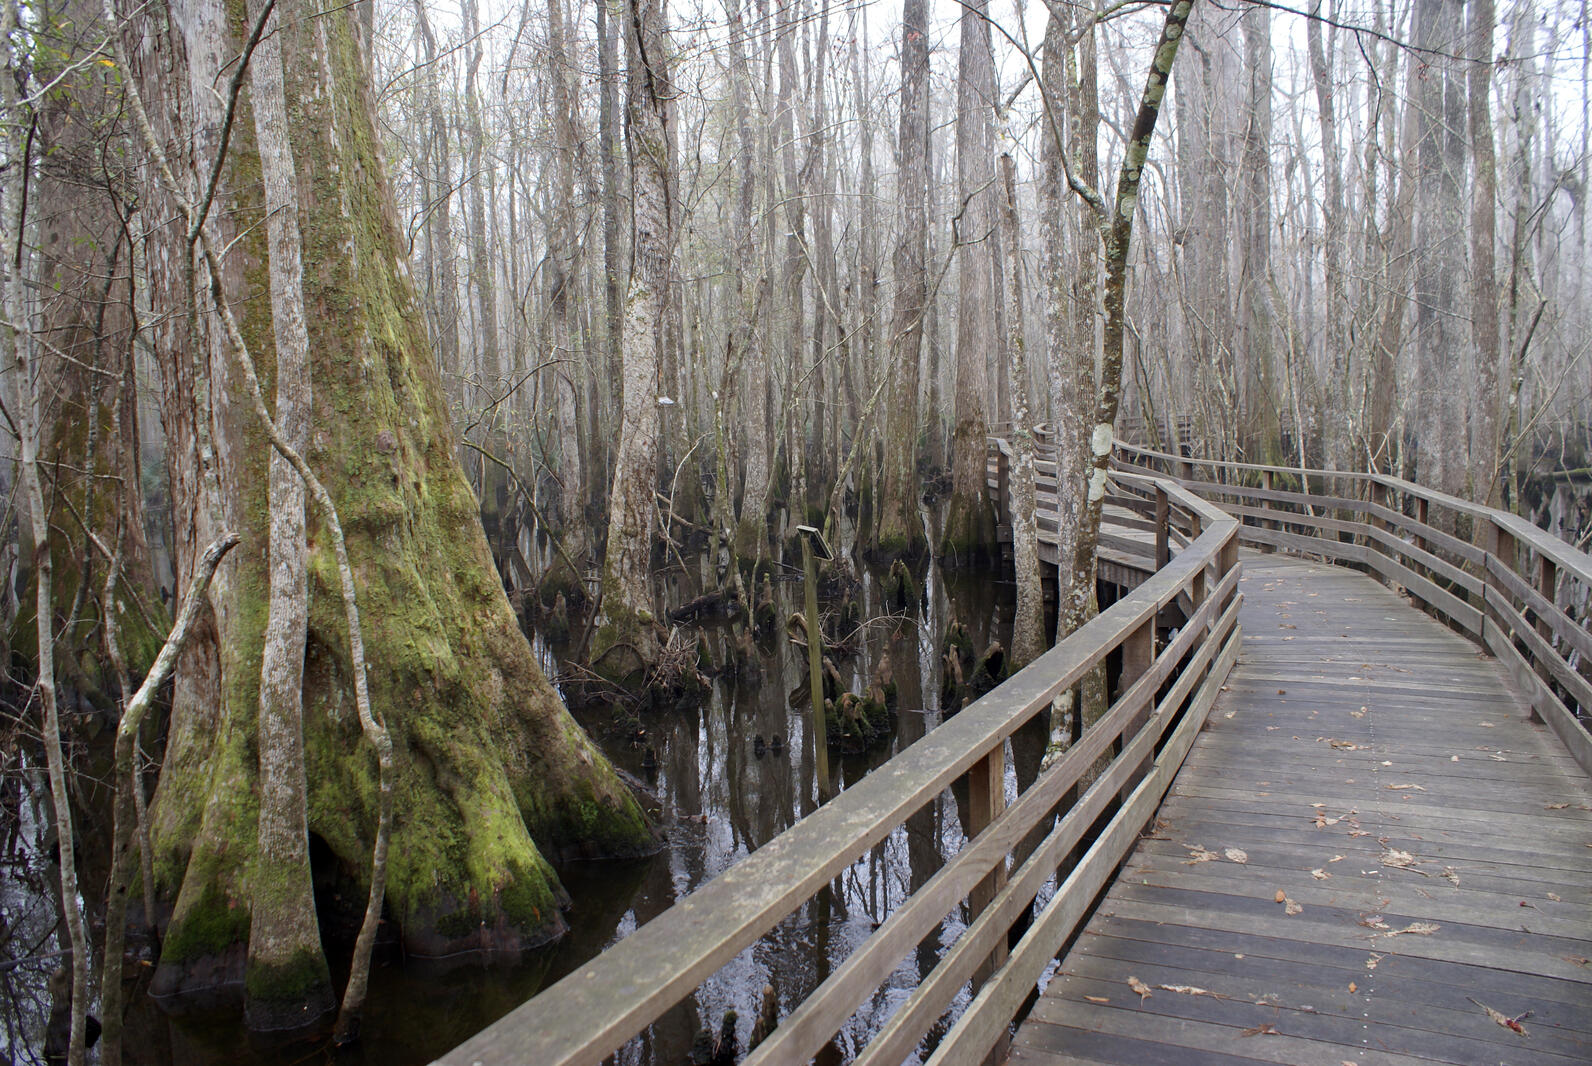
{"left": 436, "top": 467, "right": 1241, "bottom": 1065}
{"left": 1112, "top": 440, "right": 1592, "bottom": 776}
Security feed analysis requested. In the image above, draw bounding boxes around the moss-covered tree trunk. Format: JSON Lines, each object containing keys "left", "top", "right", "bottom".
{"left": 120, "top": 0, "right": 652, "bottom": 1007}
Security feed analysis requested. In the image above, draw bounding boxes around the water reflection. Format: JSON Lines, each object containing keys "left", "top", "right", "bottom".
{"left": 3, "top": 550, "right": 1036, "bottom": 1066}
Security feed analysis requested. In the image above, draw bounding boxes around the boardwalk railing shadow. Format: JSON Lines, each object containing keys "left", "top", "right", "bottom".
{"left": 437, "top": 464, "right": 1241, "bottom": 1065}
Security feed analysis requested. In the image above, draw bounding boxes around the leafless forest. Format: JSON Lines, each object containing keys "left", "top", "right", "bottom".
{"left": 1, "top": 0, "right": 1590, "bottom": 1061}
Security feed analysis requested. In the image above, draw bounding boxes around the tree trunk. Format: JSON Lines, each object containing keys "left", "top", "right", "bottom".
{"left": 941, "top": 0, "right": 997, "bottom": 564}
{"left": 876, "top": 0, "right": 930, "bottom": 559}
{"left": 546, "top": 0, "right": 591, "bottom": 583}
{"left": 1308, "top": 0, "right": 1351, "bottom": 472}
{"left": 1412, "top": 0, "right": 1471, "bottom": 504}
{"left": 999, "top": 152, "right": 1044, "bottom": 669}
{"left": 1468, "top": 0, "right": 1501, "bottom": 505}
{"left": 113, "top": 0, "right": 653, "bottom": 1006}
{"left": 594, "top": 0, "right": 673, "bottom": 674}
{"left": 242, "top": 0, "right": 333, "bottom": 1028}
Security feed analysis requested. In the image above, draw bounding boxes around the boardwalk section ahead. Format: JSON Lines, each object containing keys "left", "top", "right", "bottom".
{"left": 1012, "top": 554, "right": 1592, "bottom": 1066}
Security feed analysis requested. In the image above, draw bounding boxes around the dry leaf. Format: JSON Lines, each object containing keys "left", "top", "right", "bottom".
{"left": 1285, "top": 899, "right": 1303, "bottom": 915}
{"left": 1442, "top": 867, "right": 1460, "bottom": 886}
{"left": 1385, "top": 783, "right": 1426, "bottom": 791}
{"left": 1240, "top": 1024, "right": 1280, "bottom": 1037}
{"left": 1352, "top": 706, "right": 1368, "bottom": 718}
{"left": 1467, "top": 997, "right": 1529, "bottom": 1035}
{"left": 1547, "top": 892, "right": 1562, "bottom": 902}
{"left": 1183, "top": 845, "right": 1220, "bottom": 864}
{"left": 1545, "top": 802, "right": 1570, "bottom": 810}
{"left": 1366, "top": 952, "right": 1382, "bottom": 969}
{"left": 1128, "top": 976, "right": 1153, "bottom": 1002}
{"left": 1085, "top": 995, "right": 1110, "bottom": 1004}
{"left": 1159, "top": 984, "right": 1216, "bottom": 997}
{"left": 1275, "top": 889, "right": 1288, "bottom": 903}
{"left": 1224, "top": 848, "right": 1249, "bottom": 864}
{"left": 1381, "top": 848, "right": 1416, "bottom": 867}
{"left": 1382, "top": 921, "right": 1440, "bottom": 937}
{"left": 1329, "top": 854, "right": 1344, "bottom": 862}
{"left": 1348, "top": 981, "right": 1357, "bottom": 993}
{"left": 1312, "top": 868, "right": 1331, "bottom": 880}
{"left": 1359, "top": 915, "right": 1390, "bottom": 931}
{"left": 1480, "top": 720, "right": 1495, "bottom": 727}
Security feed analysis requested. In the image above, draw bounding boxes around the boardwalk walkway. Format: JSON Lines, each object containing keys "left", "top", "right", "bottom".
{"left": 1010, "top": 553, "right": 1592, "bottom": 1066}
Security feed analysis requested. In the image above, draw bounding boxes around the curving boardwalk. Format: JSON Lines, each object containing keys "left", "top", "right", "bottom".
{"left": 1011, "top": 552, "right": 1592, "bottom": 1066}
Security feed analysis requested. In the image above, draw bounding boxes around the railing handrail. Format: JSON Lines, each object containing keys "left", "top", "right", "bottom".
{"left": 1113, "top": 439, "right": 1592, "bottom": 586}
{"left": 1110, "top": 438, "right": 1592, "bottom": 777}
{"left": 437, "top": 468, "right": 1241, "bottom": 1066}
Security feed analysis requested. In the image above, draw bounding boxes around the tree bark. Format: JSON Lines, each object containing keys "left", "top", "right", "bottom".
{"left": 594, "top": 0, "right": 674, "bottom": 673}
{"left": 1468, "top": 0, "right": 1501, "bottom": 505}
{"left": 999, "top": 152, "right": 1044, "bottom": 669}
{"left": 941, "top": 0, "right": 998, "bottom": 564}
{"left": 110, "top": 0, "right": 653, "bottom": 1007}
{"left": 243, "top": 0, "right": 333, "bottom": 1028}
{"left": 876, "top": 0, "right": 930, "bottom": 559}
{"left": 1412, "top": 0, "right": 1471, "bottom": 504}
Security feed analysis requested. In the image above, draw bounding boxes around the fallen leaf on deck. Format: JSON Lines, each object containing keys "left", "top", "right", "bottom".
{"left": 1275, "top": 889, "right": 1287, "bottom": 903}
{"left": 1084, "top": 995, "right": 1109, "bottom": 1004}
{"left": 1312, "top": 868, "right": 1331, "bottom": 880}
{"left": 1359, "top": 915, "right": 1390, "bottom": 930}
{"left": 1329, "top": 854, "right": 1344, "bottom": 862}
{"left": 1159, "top": 984, "right": 1218, "bottom": 997}
{"left": 1128, "top": 976, "right": 1153, "bottom": 1002}
{"left": 1381, "top": 849, "right": 1418, "bottom": 868}
{"left": 1442, "top": 867, "right": 1460, "bottom": 886}
{"left": 1385, "top": 783, "right": 1426, "bottom": 791}
{"left": 1240, "top": 1024, "right": 1280, "bottom": 1037}
{"left": 1224, "top": 848, "right": 1249, "bottom": 864}
{"left": 1382, "top": 922, "right": 1440, "bottom": 937}
{"left": 1348, "top": 829, "right": 1371, "bottom": 837}
{"left": 1467, "top": 997, "right": 1530, "bottom": 1035}
{"left": 1547, "top": 892, "right": 1562, "bottom": 902}
{"left": 1451, "top": 755, "right": 1460, "bottom": 761}
{"left": 1480, "top": 720, "right": 1495, "bottom": 727}
{"left": 1348, "top": 981, "right": 1357, "bottom": 993}
{"left": 1286, "top": 899, "right": 1303, "bottom": 915}
{"left": 1183, "top": 845, "right": 1220, "bottom": 864}
{"left": 1352, "top": 706, "right": 1368, "bottom": 718}
{"left": 1545, "top": 802, "right": 1570, "bottom": 810}
{"left": 1564, "top": 955, "right": 1590, "bottom": 967}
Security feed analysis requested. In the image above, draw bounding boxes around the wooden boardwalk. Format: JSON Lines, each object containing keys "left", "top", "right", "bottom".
{"left": 1011, "top": 553, "right": 1592, "bottom": 1066}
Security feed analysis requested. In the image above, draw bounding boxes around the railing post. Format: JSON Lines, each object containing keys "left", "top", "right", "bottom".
{"left": 1536, "top": 552, "right": 1558, "bottom": 646}
{"left": 1261, "top": 469, "right": 1275, "bottom": 550}
{"left": 995, "top": 445, "right": 1010, "bottom": 525}
{"left": 1483, "top": 519, "right": 1515, "bottom": 620}
{"left": 966, "top": 742, "right": 1008, "bottom": 1051}
{"left": 1154, "top": 486, "right": 1170, "bottom": 572}
{"left": 1119, "top": 616, "right": 1156, "bottom": 801}
{"left": 1414, "top": 496, "right": 1429, "bottom": 554}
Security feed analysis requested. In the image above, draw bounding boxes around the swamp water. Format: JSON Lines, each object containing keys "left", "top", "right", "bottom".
{"left": 2, "top": 548, "right": 1057, "bottom": 1065}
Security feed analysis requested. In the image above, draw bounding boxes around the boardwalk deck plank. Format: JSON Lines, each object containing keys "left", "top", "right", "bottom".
{"left": 1008, "top": 553, "right": 1592, "bottom": 1065}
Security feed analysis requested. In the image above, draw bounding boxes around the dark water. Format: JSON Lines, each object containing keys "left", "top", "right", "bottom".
{"left": 2, "top": 546, "right": 1048, "bottom": 1065}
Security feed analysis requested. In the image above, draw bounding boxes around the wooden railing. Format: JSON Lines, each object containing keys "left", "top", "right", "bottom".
{"left": 1114, "top": 441, "right": 1592, "bottom": 775}
{"left": 436, "top": 467, "right": 1241, "bottom": 1066}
